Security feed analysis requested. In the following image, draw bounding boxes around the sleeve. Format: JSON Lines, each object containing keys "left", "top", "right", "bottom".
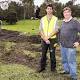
{"left": 39, "top": 19, "right": 43, "bottom": 32}
{"left": 54, "top": 19, "right": 60, "bottom": 32}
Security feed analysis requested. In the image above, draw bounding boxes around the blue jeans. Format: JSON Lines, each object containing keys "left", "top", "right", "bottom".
{"left": 60, "top": 46, "right": 77, "bottom": 79}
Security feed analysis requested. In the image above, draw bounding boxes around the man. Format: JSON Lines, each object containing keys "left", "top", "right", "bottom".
{"left": 38, "top": 3, "right": 59, "bottom": 72}
{"left": 59, "top": 7, "right": 80, "bottom": 80}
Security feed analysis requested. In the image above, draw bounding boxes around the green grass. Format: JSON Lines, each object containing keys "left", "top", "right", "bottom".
{"left": 2, "top": 19, "right": 62, "bottom": 35}
{"left": 0, "top": 62, "right": 69, "bottom": 80}
{"left": 2, "top": 20, "right": 40, "bottom": 35}
{"left": 0, "top": 63, "right": 37, "bottom": 80}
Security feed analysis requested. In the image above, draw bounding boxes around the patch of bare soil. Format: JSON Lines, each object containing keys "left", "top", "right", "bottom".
{"left": 0, "top": 29, "right": 42, "bottom": 69}
{"left": 0, "top": 29, "right": 80, "bottom": 80}
{"left": 0, "top": 29, "right": 41, "bottom": 43}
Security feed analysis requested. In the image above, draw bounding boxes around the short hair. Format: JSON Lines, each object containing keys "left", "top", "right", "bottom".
{"left": 46, "top": 3, "right": 54, "bottom": 9}
{"left": 63, "top": 7, "right": 71, "bottom": 12}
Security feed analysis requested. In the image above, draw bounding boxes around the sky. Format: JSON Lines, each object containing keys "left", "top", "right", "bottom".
{"left": 34, "top": 0, "right": 70, "bottom": 6}
{"left": 0, "top": 0, "right": 22, "bottom": 3}
{"left": 34, "top": 0, "right": 44, "bottom": 6}
{"left": 34, "top": 0, "right": 80, "bottom": 6}
{"left": 0, "top": 0, "right": 80, "bottom": 6}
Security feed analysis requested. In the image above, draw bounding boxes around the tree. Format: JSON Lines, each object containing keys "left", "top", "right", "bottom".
{"left": 54, "top": 2, "right": 64, "bottom": 19}
{"left": 0, "top": 20, "right": 2, "bottom": 30}
{"left": 44, "top": 0, "right": 54, "bottom": 5}
{"left": 6, "top": 11, "right": 17, "bottom": 24}
{"left": 71, "top": 0, "right": 77, "bottom": 5}
{"left": 40, "top": 3, "right": 46, "bottom": 17}
{"left": 0, "top": 8, "right": 4, "bottom": 20}
{"left": 8, "top": 1, "right": 23, "bottom": 20}
{"left": 21, "top": 0, "right": 34, "bottom": 19}
{"left": 35, "top": 6, "right": 40, "bottom": 18}
{"left": 66, "top": 1, "right": 73, "bottom": 6}
{"left": 0, "top": 1, "right": 23, "bottom": 21}
{"left": 65, "top": 1, "right": 80, "bottom": 17}
{"left": 40, "top": 0, "right": 54, "bottom": 17}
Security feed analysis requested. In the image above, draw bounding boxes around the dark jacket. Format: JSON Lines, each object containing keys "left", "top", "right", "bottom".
{"left": 59, "top": 18, "right": 80, "bottom": 48}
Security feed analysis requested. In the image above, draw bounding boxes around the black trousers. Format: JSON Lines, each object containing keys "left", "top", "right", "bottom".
{"left": 40, "top": 38, "right": 57, "bottom": 71}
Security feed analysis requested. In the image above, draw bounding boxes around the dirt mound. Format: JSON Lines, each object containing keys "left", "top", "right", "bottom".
{"left": 0, "top": 29, "right": 41, "bottom": 43}
{"left": 1, "top": 50, "right": 39, "bottom": 69}
{"left": 0, "top": 29, "right": 60, "bottom": 70}
{"left": 0, "top": 29, "right": 41, "bottom": 69}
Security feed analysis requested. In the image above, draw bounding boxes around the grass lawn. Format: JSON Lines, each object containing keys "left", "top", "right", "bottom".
{"left": 0, "top": 19, "right": 80, "bottom": 80}
{"left": 2, "top": 19, "right": 62, "bottom": 35}
{"left": 2, "top": 20, "right": 40, "bottom": 35}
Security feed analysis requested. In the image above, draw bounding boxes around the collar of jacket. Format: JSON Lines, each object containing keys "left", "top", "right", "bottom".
{"left": 63, "top": 17, "right": 72, "bottom": 22}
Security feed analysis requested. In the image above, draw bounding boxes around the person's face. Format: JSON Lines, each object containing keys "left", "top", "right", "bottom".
{"left": 46, "top": 6, "right": 53, "bottom": 15}
{"left": 63, "top": 10, "right": 71, "bottom": 19}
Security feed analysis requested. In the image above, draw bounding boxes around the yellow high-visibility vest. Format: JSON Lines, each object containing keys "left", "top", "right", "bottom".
{"left": 41, "top": 15, "right": 57, "bottom": 39}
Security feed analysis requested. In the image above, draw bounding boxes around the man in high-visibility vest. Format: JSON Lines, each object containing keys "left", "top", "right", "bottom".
{"left": 38, "top": 3, "right": 59, "bottom": 72}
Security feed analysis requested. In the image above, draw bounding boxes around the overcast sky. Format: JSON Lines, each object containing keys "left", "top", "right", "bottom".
{"left": 34, "top": 0, "right": 70, "bottom": 6}
{"left": 0, "top": 0, "right": 80, "bottom": 6}
{"left": 34, "top": 0, "right": 80, "bottom": 6}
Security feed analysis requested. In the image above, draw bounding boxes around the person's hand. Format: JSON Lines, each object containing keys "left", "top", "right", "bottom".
{"left": 43, "top": 36, "right": 50, "bottom": 44}
{"left": 43, "top": 36, "right": 49, "bottom": 41}
{"left": 46, "top": 36, "right": 50, "bottom": 40}
{"left": 73, "top": 42, "right": 79, "bottom": 48}
{"left": 45, "top": 40, "right": 50, "bottom": 44}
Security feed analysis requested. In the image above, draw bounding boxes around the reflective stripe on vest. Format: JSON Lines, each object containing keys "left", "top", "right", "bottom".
{"left": 42, "top": 15, "right": 57, "bottom": 39}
